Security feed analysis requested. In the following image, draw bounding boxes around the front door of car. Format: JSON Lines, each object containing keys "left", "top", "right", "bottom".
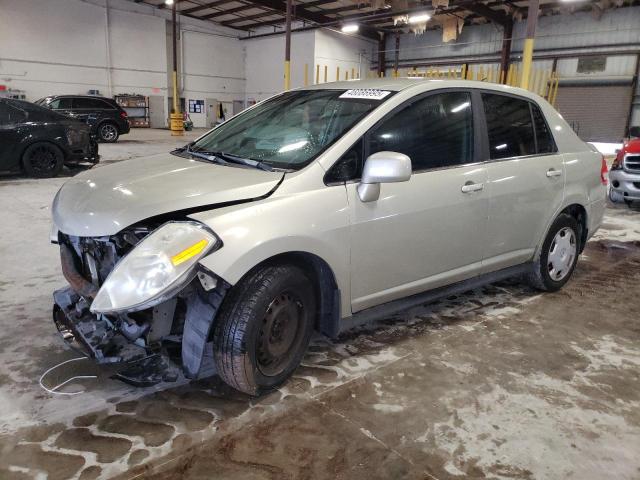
{"left": 0, "top": 103, "right": 25, "bottom": 171}
{"left": 479, "top": 93, "right": 565, "bottom": 272}
{"left": 346, "top": 90, "right": 489, "bottom": 313}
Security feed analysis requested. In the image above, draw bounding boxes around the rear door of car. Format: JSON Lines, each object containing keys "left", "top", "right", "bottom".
{"left": 71, "top": 97, "right": 109, "bottom": 125}
{"left": 346, "top": 89, "right": 490, "bottom": 312}
{"left": 479, "top": 91, "right": 565, "bottom": 273}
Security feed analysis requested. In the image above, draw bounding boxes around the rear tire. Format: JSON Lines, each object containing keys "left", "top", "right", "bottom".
{"left": 22, "top": 142, "right": 64, "bottom": 178}
{"left": 98, "top": 122, "right": 119, "bottom": 143}
{"left": 212, "top": 265, "right": 316, "bottom": 395}
{"left": 527, "top": 214, "right": 580, "bottom": 292}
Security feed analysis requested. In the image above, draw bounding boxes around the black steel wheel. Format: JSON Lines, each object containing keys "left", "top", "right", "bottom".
{"left": 22, "top": 142, "right": 64, "bottom": 178}
{"left": 212, "top": 265, "right": 316, "bottom": 395}
{"left": 98, "top": 122, "right": 119, "bottom": 143}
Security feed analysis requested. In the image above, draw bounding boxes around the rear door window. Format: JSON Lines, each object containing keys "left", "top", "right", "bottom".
{"left": 482, "top": 93, "right": 536, "bottom": 159}
{"left": 73, "top": 97, "right": 109, "bottom": 109}
{"left": 368, "top": 91, "right": 474, "bottom": 171}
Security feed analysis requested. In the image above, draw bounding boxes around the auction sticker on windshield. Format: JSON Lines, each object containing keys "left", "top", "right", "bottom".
{"left": 339, "top": 89, "right": 392, "bottom": 100}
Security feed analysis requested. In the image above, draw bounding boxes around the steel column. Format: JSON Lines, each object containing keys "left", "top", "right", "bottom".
{"left": 520, "top": 0, "right": 540, "bottom": 89}
{"left": 284, "top": 0, "right": 292, "bottom": 90}
{"left": 499, "top": 18, "right": 512, "bottom": 84}
{"left": 170, "top": 0, "right": 183, "bottom": 135}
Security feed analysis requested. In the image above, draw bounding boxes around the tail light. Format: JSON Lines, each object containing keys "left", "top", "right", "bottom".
{"left": 600, "top": 156, "right": 608, "bottom": 185}
{"left": 120, "top": 111, "right": 128, "bottom": 119}
{"left": 611, "top": 156, "right": 623, "bottom": 171}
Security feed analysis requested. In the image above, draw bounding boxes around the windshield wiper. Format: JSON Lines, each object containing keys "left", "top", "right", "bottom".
{"left": 184, "top": 145, "right": 273, "bottom": 172}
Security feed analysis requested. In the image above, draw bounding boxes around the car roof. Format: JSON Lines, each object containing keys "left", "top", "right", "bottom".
{"left": 301, "top": 78, "right": 541, "bottom": 100}
{"left": 51, "top": 94, "right": 114, "bottom": 100}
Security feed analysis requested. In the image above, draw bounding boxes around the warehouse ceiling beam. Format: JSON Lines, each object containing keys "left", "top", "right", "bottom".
{"left": 201, "top": 3, "right": 273, "bottom": 19}
{"left": 240, "top": 0, "right": 381, "bottom": 39}
{"left": 180, "top": 0, "right": 239, "bottom": 14}
{"left": 222, "top": 9, "right": 284, "bottom": 24}
{"left": 462, "top": 2, "right": 508, "bottom": 25}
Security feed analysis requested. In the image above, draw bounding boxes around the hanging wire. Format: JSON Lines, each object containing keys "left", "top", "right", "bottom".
{"left": 39, "top": 357, "right": 97, "bottom": 396}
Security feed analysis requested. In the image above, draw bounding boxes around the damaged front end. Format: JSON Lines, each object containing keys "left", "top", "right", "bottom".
{"left": 52, "top": 222, "right": 229, "bottom": 387}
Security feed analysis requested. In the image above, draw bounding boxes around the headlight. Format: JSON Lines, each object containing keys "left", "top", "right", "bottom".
{"left": 90, "top": 221, "right": 221, "bottom": 314}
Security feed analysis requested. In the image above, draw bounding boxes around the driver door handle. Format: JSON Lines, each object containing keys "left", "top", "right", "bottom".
{"left": 461, "top": 181, "right": 484, "bottom": 193}
{"left": 546, "top": 168, "right": 562, "bottom": 178}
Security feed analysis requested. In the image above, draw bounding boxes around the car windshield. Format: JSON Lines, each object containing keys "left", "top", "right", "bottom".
{"left": 188, "top": 89, "right": 391, "bottom": 170}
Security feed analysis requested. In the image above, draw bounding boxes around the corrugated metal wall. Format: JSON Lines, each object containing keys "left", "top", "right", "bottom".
{"left": 382, "top": 6, "right": 640, "bottom": 137}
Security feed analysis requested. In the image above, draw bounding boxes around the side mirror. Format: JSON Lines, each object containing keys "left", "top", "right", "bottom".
{"left": 357, "top": 151, "right": 412, "bottom": 202}
{"left": 629, "top": 126, "right": 640, "bottom": 139}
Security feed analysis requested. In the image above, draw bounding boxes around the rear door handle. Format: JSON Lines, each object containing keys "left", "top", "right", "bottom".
{"left": 461, "top": 181, "right": 484, "bottom": 193}
{"left": 546, "top": 168, "right": 562, "bottom": 178}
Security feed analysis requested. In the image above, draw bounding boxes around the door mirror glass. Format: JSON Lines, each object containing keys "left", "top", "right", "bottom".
{"left": 357, "top": 151, "right": 412, "bottom": 202}
{"left": 629, "top": 126, "right": 640, "bottom": 138}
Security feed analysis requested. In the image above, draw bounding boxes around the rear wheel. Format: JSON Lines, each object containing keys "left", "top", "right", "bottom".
{"left": 98, "top": 122, "right": 119, "bottom": 143}
{"left": 22, "top": 142, "right": 64, "bottom": 178}
{"left": 527, "top": 214, "right": 579, "bottom": 292}
{"left": 212, "top": 265, "right": 316, "bottom": 395}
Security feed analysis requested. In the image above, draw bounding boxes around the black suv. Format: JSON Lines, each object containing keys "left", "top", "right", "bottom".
{"left": 35, "top": 95, "right": 130, "bottom": 143}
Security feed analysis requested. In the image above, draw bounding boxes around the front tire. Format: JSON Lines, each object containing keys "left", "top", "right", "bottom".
{"left": 527, "top": 214, "right": 580, "bottom": 292}
{"left": 212, "top": 265, "right": 316, "bottom": 395}
{"left": 98, "top": 122, "right": 119, "bottom": 143}
{"left": 22, "top": 142, "right": 64, "bottom": 178}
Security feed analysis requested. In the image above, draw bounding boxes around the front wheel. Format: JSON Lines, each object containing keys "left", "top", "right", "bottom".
{"left": 212, "top": 265, "right": 316, "bottom": 395}
{"left": 527, "top": 214, "right": 580, "bottom": 292}
{"left": 98, "top": 122, "right": 119, "bottom": 143}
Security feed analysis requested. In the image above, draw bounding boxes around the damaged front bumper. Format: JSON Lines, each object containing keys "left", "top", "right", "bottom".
{"left": 52, "top": 229, "right": 229, "bottom": 387}
{"left": 53, "top": 286, "right": 180, "bottom": 386}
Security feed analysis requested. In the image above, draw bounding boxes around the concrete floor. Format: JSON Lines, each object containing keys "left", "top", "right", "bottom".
{"left": 1, "top": 128, "right": 640, "bottom": 480}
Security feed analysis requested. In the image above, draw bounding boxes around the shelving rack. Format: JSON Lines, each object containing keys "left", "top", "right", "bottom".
{"left": 114, "top": 94, "right": 150, "bottom": 128}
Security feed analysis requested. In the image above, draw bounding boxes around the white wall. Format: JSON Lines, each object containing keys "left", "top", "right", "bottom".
{"left": 244, "top": 30, "right": 315, "bottom": 103}
{"left": 182, "top": 30, "right": 246, "bottom": 127}
{"left": 0, "top": 0, "right": 246, "bottom": 127}
{"left": 314, "top": 30, "right": 375, "bottom": 82}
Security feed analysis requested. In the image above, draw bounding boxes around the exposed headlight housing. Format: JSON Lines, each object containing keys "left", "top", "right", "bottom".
{"left": 90, "top": 221, "right": 221, "bottom": 314}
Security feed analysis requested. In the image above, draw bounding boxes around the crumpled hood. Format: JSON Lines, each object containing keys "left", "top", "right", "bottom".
{"left": 52, "top": 153, "right": 284, "bottom": 236}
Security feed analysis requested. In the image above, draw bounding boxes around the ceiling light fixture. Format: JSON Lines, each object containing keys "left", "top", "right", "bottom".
{"left": 341, "top": 24, "right": 359, "bottom": 33}
{"left": 165, "top": 0, "right": 174, "bottom": 5}
{"left": 408, "top": 13, "right": 431, "bottom": 23}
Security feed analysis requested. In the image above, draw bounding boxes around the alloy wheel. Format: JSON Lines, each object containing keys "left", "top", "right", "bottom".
{"left": 29, "top": 145, "right": 58, "bottom": 174}
{"left": 100, "top": 124, "right": 118, "bottom": 141}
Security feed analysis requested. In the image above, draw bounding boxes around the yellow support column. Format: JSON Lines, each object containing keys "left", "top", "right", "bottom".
{"left": 284, "top": 60, "right": 291, "bottom": 90}
{"left": 315, "top": 64, "right": 320, "bottom": 84}
{"left": 336, "top": 66, "right": 340, "bottom": 81}
{"left": 324, "top": 65, "right": 328, "bottom": 83}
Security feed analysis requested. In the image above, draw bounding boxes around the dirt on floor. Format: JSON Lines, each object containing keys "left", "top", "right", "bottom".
{"left": 1, "top": 130, "right": 639, "bottom": 479}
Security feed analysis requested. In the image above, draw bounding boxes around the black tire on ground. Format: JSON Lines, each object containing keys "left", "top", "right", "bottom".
{"left": 98, "top": 122, "right": 119, "bottom": 143}
{"left": 22, "top": 142, "right": 64, "bottom": 178}
{"left": 212, "top": 265, "right": 316, "bottom": 395}
{"left": 527, "top": 213, "right": 580, "bottom": 292}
